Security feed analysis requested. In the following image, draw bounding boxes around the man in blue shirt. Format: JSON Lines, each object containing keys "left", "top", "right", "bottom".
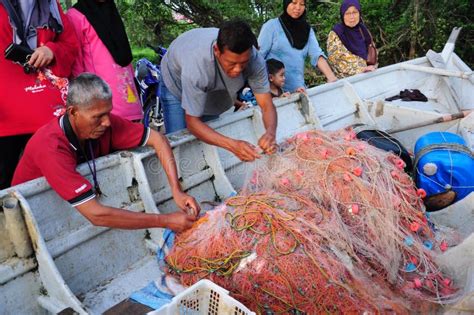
{"left": 160, "top": 20, "right": 277, "bottom": 162}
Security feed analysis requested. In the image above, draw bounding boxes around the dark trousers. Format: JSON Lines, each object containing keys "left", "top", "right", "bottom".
{"left": 0, "top": 134, "right": 31, "bottom": 190}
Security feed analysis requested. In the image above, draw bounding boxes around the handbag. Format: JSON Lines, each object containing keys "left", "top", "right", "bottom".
{"left": 359, "top": 27, "right": 378, "bottom": 65}
{"left": 367, "top": 42, "right": 377, "bottom": 65}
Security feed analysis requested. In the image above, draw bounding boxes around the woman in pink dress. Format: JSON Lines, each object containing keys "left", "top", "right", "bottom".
{"left": 67, "top": 0, "right": 142, "bottom": 121}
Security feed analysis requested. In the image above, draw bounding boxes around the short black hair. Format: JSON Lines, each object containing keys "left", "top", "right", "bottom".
{"left": 266, "top": 58, "right": 285, "bottom": 75}
{"left": 217, "top": 20, "right": 258, "bottom": 54}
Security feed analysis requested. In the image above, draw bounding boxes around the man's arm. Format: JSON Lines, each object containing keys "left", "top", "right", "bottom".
{"left": 254, "top": 92, "right": 277, "bottom": 154}
{"left": 76, "top": 198, "right": 196, "bottom": 232}
{"left": 74, "top": 128, "right": 200, "bottom": 232}
{"left": 146, "top": 129, "right": 200, "bottom": 216}
{"left": 185, "top": 114, "right": 261, "bottom": 162}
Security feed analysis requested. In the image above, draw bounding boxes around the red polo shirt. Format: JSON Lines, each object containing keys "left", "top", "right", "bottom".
{"left": 12, "top": 114, "right": 150, "bottom": 206}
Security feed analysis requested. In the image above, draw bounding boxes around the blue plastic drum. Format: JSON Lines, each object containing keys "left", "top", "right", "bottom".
{"left": 414, "top": 132, "right": 474, "bottom": 209}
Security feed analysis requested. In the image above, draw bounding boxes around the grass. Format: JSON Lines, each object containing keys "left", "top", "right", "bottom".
{"left": 132, "top": 47, "right": 159, "bottom": 66}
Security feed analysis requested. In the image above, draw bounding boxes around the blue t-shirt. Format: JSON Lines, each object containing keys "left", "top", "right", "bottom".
{"left": 258, "top": 18, "right": 326, "bottom": 92}
{"left": 161, "top": 28, "right": 269, "bottom": 117}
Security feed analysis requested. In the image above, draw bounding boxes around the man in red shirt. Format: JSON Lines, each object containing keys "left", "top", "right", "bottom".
{"left": 13, "top": 73, "right": 199, "bottom": 232}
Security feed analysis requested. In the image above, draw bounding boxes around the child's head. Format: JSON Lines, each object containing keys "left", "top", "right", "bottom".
{"left": 266, "top": 59, "right": 285, "bottom": 89}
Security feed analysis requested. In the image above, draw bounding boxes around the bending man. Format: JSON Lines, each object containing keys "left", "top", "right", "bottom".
{"left": 12, "top": 73, "right": 199, "bottom": 232}
{"left": 160, "top": 20, "right": 278, "bottom": 161}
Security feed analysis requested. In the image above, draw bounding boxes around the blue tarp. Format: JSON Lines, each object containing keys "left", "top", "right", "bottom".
{"left": 130, "top": 229, "right": 176, "bottom": 309}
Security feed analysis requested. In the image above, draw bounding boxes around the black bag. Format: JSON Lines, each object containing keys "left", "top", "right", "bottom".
{"left": 355, "top": 128, "right": 413, "bottom": 173}
{"left": 4, "top": 43, "right": 34, "bottom": 64}
{"left": 4, "top": 43, "right": 35, "bottom": 73}
{"left": 1, "top": 0, "right": 36, "bottom": 73}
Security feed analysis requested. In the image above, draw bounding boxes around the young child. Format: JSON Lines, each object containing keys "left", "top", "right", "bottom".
{"left": 266, "top": 59, "right": 290, "bottom": 98}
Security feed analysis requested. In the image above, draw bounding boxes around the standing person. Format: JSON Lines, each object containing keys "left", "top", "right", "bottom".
{"left": 258, "top": 0, "right": 337, "bottom": 94}
{"left": 160, "top": 20, "right": 277, "bottom": 162}
{"left": 266, "top": 59, "right": 290, "bottom": 98}
{"left": 67, "top": 0, "right": 142, "bottom": 121}
{"left": 0, "top": 0, "right": 78, "bottom": 190}
{"left": 12, "top": 74, "right": 199, "bottom": 232}
{"left": 327, "top": 0, "right": 377, "bottom": 78}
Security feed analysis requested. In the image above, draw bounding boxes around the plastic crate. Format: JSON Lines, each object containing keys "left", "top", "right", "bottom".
{"left": 149, "top": 279, "right": 255, "bottom": 315}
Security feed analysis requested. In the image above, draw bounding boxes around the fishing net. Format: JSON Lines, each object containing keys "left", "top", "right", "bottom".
{"left": 165, "top": 129, "right": 457, "bottom": 313}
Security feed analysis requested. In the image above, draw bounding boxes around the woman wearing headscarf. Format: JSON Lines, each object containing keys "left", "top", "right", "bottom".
{"left": 258, "top": 0, "right": 337, "bottom": 93}
{"left": 0, "top": 0, "right": 78, "bottom": 189}
{"left": 67, "top": 0, "right": 142, "bottom": 121}
{"left": 327, "top": 0, "right": 376, "bottom": 78}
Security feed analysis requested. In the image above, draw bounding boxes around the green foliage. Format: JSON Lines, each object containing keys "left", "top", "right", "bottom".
{"left": 116, "top": 0, "right": 191, "bottom": 47}
{"left": 131, "top": 47, "right": 157, "bottom": 65}
{"left": 114, "top": 0, "right": 472, "bottom": 87}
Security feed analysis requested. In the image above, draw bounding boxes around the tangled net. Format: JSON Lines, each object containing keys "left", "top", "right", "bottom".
{"left": 166, "top": 129, "right": 457, "bottom": 313}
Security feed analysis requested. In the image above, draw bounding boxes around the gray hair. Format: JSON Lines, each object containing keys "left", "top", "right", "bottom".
{"left": 67, "top": 73, "right": 112, "bottom": 108}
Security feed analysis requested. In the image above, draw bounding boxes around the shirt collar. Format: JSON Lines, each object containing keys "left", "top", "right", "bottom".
{"left": 59, "top": 114, "right": 81, "bottom": 152}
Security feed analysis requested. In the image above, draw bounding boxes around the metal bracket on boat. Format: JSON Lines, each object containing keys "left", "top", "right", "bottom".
{"left": 13, "top": 191, "right": 87, "bottom": 314}
{"left": 298, "top": 93, "right": 322, "bottom": 129}
{"left": 251, "top": 106, "right": 266, "bottom": 138}
{"left": 201, "top": 143, "right": 236, "bottom": 201}
{"left": 342, "top": 81, "right": 379, "bottom": 128}
{"left": 120, "top": 150, "right": 168, "bottom": 248}
{"left": 1, "top": 196, "right": 32, "bottom": 258}
{"left": 130, "top": 151, "right": 160, "bottom": 216}
{"left": 0, "top": 194, "right": 37, "bottom": 285}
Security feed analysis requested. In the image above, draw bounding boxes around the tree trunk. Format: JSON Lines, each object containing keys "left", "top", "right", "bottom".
{"left": 408, "top": 0, "right": 419, "bottom": 59}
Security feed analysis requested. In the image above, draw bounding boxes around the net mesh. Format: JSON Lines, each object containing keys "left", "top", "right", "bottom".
{"left": 165, "top": 129, "right": 457, "bottom": 313}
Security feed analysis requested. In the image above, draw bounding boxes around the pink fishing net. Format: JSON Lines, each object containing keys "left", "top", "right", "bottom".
{"left": 165, "top": 129, "right": 456, "bottom": 313}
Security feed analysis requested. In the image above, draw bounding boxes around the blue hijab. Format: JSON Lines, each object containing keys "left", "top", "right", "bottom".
{"left": 332, "top": 0, "right": 371, "bottom": 60}
{"left": 6, "top": 0, "right": 63, "bottom": 48}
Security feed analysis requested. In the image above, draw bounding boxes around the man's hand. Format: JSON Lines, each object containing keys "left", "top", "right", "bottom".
{"left": 29, "top": 46, "right": 54, "bottom": 68}
{"left": 162, "top": 212, "right": 197, "bottom": 232}
{"left": 258, "top": 132, "right": 277, "bottom": 155}
{"left": 75, "top": 198, "right": 196, "bottom": 230}
{"left": 173, "top": 190, "right": 201, "bottom": 217}
{"left": 230, "top": 139, "right": 261, "bottom": 161}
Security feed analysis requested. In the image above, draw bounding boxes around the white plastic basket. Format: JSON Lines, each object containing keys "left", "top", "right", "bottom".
{"left": 149, "top": 279, "right": 255, "bottom": 315}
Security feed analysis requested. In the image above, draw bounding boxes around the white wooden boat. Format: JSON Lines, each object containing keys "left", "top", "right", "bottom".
{"left": 1, "top": 29, "right": 473, "bottom": 314}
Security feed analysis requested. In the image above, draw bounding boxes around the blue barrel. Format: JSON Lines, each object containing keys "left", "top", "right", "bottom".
{"left": 414, "top": 132, "right": 474, "bottom": 206}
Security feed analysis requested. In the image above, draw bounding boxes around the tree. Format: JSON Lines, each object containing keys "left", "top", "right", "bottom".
{"left": 115, "top": 0, "right": 472, "bottom": 83}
